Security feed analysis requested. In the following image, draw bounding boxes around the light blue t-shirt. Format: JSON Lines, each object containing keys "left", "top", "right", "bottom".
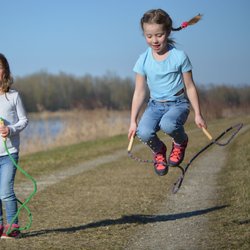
{"left": 133, "top": 46, "right": 192, "bottom": 101}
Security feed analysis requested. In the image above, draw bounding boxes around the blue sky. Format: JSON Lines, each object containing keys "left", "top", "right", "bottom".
{"left": 1, "top": 0, "right": 250, "bottom": 85}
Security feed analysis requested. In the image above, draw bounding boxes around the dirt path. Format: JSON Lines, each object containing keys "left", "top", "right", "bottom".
{"left": 125, "top": 144, "right": 227, "bottom": 250}
{"left": 14, "top": 130, "right": 229, "bottom": 249}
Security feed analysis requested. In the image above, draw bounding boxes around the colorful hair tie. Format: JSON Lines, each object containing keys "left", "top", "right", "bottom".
{"left": 181, "top": 21, "right": 189, "bottom": 29}
{"left": 172, "top": 14, "right": 202, "bottom": 31}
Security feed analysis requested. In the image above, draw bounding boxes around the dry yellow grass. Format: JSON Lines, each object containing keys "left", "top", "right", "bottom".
{"left": 21, "top": 109, "right": 130, "bottom": 155}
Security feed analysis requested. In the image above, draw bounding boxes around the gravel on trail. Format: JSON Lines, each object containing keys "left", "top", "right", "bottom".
{"left": 14, "top": 135, "right": 228, "bottom": 250}
{"left": 125, "top": 144, "right": 227, "bottom": 250}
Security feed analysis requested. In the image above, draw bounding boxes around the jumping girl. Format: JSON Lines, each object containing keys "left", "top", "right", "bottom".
{"left": 128, "top": 9, "right": 206, "bottom": 176}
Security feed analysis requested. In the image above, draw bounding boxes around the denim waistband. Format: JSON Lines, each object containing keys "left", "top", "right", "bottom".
{"left": 150, "top": 94, "right": 186, "bottom": 104}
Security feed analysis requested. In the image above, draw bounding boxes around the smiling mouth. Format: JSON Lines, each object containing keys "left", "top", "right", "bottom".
{"left": 152, "top": 44, "right": 161, "bottom": 50}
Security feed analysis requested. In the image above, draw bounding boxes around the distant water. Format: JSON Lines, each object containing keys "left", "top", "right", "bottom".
{"left": 21, "top": 117, "right": 65, "bottom": 145}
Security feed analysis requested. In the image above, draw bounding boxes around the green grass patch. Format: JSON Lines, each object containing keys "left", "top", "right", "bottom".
{"left": 206, "top": 119, "right": 250, "bottom": 249}
{"left": 16, "top": 134, "right": 128, "bottom": 181}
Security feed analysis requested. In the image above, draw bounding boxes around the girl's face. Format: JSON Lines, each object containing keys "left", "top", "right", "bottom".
{"left": 143, "top": 23, "right": 168, "bottom": 54}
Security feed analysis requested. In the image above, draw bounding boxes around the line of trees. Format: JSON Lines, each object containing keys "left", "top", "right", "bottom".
{"left": 14, "top": 71, "right": 250, "bottom": 118}
{"left": 198, "top": 84, "right": 250, "bottom": 118}
{"left": 14, "top": 72, "right": 134, "bottom": 112}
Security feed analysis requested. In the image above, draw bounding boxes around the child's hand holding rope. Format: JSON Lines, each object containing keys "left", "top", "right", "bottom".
{"left": 0, "top": 118, "right": 9, "bottom": 139}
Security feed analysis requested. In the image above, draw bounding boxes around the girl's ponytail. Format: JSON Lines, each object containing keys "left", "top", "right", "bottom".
{"left": 172, "top": 14, "right": 202, "bottom": 31}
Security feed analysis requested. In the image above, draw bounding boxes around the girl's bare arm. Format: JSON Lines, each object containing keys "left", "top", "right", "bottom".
{"left": 128, "top": 73, "right": 147, "bottom": 138}
{"left": 183, "top": 71, "right": 206, "bottom": 128}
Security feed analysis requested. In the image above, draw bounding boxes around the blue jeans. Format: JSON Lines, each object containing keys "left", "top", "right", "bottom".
{"left": 137, "top": 97, "right": 190, "bottom": 153}
{"left": 0, "top": 153, "right": 18, "bottom": 225}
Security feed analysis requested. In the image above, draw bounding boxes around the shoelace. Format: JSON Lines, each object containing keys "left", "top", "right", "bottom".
{"left": 154, "top": 154, "right": 166, "bottom": 169}
{"left": 170, "top": 146, "right": 184, "bottom": 161}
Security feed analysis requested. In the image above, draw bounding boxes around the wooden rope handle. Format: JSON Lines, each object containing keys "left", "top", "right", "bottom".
{"left": 127, "top": 136, "right": 134, "bottom": 152}
{"left": 0, "top": 118, "right": 4, "bottom": 126}
{"left": 202, "top": 127, "right": 213, "bottom": 140}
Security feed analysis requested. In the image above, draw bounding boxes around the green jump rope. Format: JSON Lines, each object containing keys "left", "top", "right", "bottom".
{"left": 0, "top": 117, "right": 37, "bottom": 236}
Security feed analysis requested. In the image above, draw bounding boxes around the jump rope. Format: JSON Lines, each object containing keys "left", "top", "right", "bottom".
{"left": 127, "top": 123, "right": 243, "bottom": 194}
{"left": 0, "top": 118, "right": 37, "bottom": 236}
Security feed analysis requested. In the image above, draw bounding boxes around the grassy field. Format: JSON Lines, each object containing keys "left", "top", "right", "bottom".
{"left": 206, "top": 120, "right": 250, "bottom": 249}
{"left": 0, "top": 115, "right": 249, "bottom": 249}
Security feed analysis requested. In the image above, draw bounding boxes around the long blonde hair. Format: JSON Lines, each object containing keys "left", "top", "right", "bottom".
{"left": 0, "top": 53, "right": 13, "bottom": 93}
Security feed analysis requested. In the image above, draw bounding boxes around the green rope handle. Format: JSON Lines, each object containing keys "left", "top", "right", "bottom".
{"left": 0, "top": 118, "right": 37, "bottom": 235}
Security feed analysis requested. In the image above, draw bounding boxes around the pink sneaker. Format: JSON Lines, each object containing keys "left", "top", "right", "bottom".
{"left": 1, "top": 224, "right": 20, "bottom": 239}
{"left": 168, "top": 139, "right": 188, "bottom": 166}
{"left": 153, "top": 144, "right": 168, "bottom": 176}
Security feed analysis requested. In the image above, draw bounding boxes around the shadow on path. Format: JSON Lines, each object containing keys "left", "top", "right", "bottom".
{"left": 22, "top": 205, "right": 228, "bottom": 238}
